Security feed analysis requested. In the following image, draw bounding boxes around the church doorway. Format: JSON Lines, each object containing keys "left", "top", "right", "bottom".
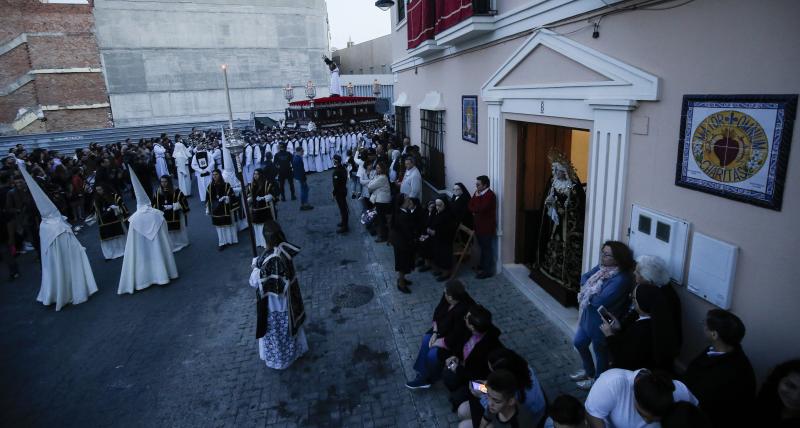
{"left": 514, "top": 122, "right": 589, "bottom": 307}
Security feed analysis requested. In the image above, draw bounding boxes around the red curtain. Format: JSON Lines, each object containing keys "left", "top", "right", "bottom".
{"left": 407, "top": 0, "right": 437, "bottom": 49}
{"left": 434, "top": 0, "right": 473, "bottom": 33}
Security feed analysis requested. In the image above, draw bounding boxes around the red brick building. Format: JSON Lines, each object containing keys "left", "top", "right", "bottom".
{"left": 0, "top": 0, "right": 111, "bottom": 135}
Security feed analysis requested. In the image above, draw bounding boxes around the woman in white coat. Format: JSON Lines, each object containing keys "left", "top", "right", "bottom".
{"left": 367, "top": 162, "right": 392, "bottom": 242}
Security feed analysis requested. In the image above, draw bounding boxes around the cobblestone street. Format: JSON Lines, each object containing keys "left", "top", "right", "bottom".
{"left": 1, "top": 171, "right": 584, "bottom": 427}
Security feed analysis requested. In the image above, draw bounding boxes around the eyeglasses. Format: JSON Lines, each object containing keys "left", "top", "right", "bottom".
{"left": 600, "top": 251, "right": 614, "bottom": 258}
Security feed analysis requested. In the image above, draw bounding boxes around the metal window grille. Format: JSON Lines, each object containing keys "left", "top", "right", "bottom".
{"left": 473, "top": 0, "right": 497, "bottom": 15}
{"left": 398, "top": 0, "right": 406, "bottom": 22}
{"left": 394, "top": 106, "right": 410, "bottom": 140}
{"left": 420, "top": 109, "right": 445, "bottom": 189}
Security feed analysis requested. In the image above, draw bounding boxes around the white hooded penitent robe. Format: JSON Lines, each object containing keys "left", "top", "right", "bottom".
{"left": 118, "top": 168, "right": 178, "bottom": 295}
{"left": 18, "top": 168, "right": 98, "bottom": 311}
{"left": 174, "top": 141, "right": 193, "bottom": 196}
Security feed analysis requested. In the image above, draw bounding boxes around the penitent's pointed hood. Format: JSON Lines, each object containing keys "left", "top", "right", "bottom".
{"left": 19, "top": 166, "right": 60, "bottom": 220}
{"left": 128, "top": 164, "right": 152, "bottom": 209}
{"left": 126, "top": 164, "right": 165, "bottom": 240}
{"left": 19, "top": 166, "right": 72, "bottom": 252}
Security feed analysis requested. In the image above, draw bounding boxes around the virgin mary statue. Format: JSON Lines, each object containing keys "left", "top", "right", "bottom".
{"left": 535, "top": 149, "right": 586, "bottom": 293}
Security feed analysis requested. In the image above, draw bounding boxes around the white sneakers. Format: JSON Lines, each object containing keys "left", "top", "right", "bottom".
{"left": 570, "top": 369, "right": 595, "bottom": 390}
{"left": 569, "top": 369, "right": 589, "bottom": 381}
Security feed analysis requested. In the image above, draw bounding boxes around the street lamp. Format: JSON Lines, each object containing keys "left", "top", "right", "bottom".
{"left": 372, "top": 79, "right": 382, "bottom": 97}
{"left": 220, "top": 65, "right": 257, "bottom": 257}
{"left": 375, "top": 0, "right": 394, "bottom": 11}
{"left": 283, "top": 83, "right": 294, "bottom": 103}
{"left": 346, "top": 82, "right": 354, "bottom": 97}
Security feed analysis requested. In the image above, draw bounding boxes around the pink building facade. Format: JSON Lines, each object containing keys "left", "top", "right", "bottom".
{"left": 390, "top": 0, "right": 800, "bottom": 381}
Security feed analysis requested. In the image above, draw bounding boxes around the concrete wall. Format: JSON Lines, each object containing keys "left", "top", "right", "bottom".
{"left": 93, "top": 0, "right": 330, "bottom": 126}
{"left": 391, "top": 0, "right": 800, "bottom": 382}
{"left": 333, "top": 34, "right": 392, "bottom": 75}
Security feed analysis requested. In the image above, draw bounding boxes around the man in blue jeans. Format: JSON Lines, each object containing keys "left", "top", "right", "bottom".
{"left": 292, "top": 147, "right": 313, "bottom": 211}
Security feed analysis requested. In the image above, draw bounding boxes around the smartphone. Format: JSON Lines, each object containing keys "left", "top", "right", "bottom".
{"left": 597, "top": 305, "right": 614, "bottom": 324}
{"left": 471, "top": 381, "right": 488, "bottom": 394}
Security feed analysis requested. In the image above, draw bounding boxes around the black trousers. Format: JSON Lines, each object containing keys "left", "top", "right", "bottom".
{"left": 278, "top": 174, "right": 295, "bottom": 200}
{"left": 374, "top": 202, "right": 390, "bottom": 239}
{"left": 335, "top": 194, "right": 349, "bottom": 227}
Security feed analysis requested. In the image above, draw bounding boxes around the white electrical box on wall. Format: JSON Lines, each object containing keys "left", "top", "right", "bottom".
{"left": 629, "top": 205, "right": 690, "bottom": 284}
{"left": 686, "top": 232, "right": 738, "bottom": 309}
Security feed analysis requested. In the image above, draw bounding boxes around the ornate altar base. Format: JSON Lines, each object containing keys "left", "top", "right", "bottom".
{"left": 285, "top": 96, "right": 381, "bottom": 128}
{"left": 529, "top": 268, "right": 578, "bottom": 307}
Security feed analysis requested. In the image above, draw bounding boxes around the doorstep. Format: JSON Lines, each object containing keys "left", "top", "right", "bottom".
{"left": 502, "top": 264, "right": 579, "bottom": 340}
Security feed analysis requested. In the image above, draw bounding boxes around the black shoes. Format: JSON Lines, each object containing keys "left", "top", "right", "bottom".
{"left": 475, "top": 272, "right": 493, "bottom": 279}
{"left": 336, "top": 227, "right": 349, "bottom": 234}
{"left": 300, "top": 205, "right": 314, "bottom": 211}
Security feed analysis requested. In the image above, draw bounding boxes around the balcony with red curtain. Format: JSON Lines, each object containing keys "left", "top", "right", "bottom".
{"left": 407, "top": 0, "right": 437, "bottom": 50}
{"left": 407, "top": 0, "right": 497, "bottom": 51}
{"left": 434, "top": 0, "right": 474, "bottom": 34}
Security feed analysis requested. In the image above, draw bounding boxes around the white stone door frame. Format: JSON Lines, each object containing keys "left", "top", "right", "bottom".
{"left": 481, "top": 29, "right": 660, "bottom": 273}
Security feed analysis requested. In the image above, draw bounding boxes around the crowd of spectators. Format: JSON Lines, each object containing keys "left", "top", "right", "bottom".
{"left": 3, "top": 123, "right": 799, "bottom": 428}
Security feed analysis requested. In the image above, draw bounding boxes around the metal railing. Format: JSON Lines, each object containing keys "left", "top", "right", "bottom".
{"left": 0, "top": 119, "right": 251, "bottom": 155}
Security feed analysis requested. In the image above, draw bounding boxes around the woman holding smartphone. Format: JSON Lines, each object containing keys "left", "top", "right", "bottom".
{"left": 569, "top": 241, "right": 634, "bottom": 390}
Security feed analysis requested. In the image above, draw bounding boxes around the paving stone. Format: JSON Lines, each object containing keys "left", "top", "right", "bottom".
{"left": 0, "top": 171, "right": 585, "bottom": 427}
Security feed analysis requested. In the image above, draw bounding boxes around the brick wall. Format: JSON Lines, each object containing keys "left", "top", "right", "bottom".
{"left": 27, "top": 33, "right": 102, "bottom": 69}
{"left": 0, "top": 0, "right": 110, "bottom": 134}
{"left": 16, "top": 118, "right": 46, "bottom": 134}
{"left": 43, "top": 107, "right": 110, "bottom": 132}
{"left": 0, "top": 81, "right": 38, "bottom": 123}
{"left": 0, "top": 0, "right": 95, "bottom": 44}
{"left": 35, "top": 73, "right": 107, "bottom": 106}
{"left": 0, "top": 44, "right": 30, "bottom": 89}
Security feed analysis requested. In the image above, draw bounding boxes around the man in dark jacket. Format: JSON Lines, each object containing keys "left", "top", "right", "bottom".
{"left": 683, "top": 309, "right": 756, "bottom": 428}
{"left": 332, "top": 155, "right": 349, "bottom": 233}
{"left": 0, "top": 172, "right": 20, "bottom": 280}
{"left": 292, "top": 147, "right": 312, "bottom": 211}
{"left": 467, "top": 175, "right": 497, "bottom": 279}
{"left": 273, "top": 143, "right": 295, "bottom": 202}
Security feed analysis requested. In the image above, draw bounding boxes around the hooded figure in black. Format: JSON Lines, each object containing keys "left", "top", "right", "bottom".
{"left": 419, "top": 195, "right": 459, "bottom": 282}
{"left": 450, "top": 182, "right": 473, "bottom": 230}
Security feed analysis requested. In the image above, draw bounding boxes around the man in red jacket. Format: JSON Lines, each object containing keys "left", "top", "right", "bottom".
{"left": 467, "top": 175, "right": 497, "bottom": 279}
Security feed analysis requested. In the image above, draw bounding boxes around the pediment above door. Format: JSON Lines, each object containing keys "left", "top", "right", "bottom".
{"left": 482, "top": 30, "right": 660, "bottom": 102}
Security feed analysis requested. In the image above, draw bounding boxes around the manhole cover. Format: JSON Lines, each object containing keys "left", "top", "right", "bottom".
{"left": 332, "top": 285, "right": 374, "bottom": 308}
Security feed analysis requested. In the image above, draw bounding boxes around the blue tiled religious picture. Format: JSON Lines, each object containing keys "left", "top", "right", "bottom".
{"left": 462, "top": 95, "right": 478, "bottom": 144}
{"left": 676, "top": 94, "right": 797, "bottom": 210}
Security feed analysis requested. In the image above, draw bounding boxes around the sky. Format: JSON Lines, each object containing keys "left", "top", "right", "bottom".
{"left": 326, "top": 0, "right": 392, "bottom": 51}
